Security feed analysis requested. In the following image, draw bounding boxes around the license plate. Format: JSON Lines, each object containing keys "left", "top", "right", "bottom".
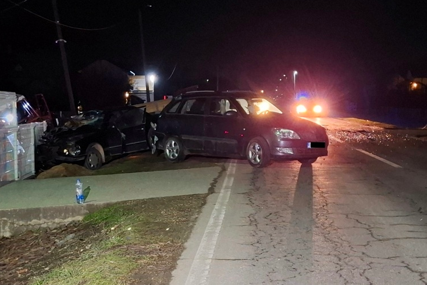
{"left": 307, "top": 142, "right": 325, "bottom": 148}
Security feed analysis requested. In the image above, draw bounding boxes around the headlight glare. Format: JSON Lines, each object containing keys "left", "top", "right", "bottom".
{"left": 296, "top": 104, "right": 307, "bottom": 114}
{"left": 313, "top": 105, "right": 322, "bottom": 113}
{"left": 273, "top": 128, "right": 301, "bottom": 139}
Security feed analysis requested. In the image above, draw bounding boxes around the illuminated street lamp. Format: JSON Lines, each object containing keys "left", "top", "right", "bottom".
{"left": 148, "top": 73, "right": 156, "bottom": 83}
{"left": 148, "top": 73, "right": 157, "bottom": 99}
{"left": 293, "top": 70, "right": 298, "bottom": 98}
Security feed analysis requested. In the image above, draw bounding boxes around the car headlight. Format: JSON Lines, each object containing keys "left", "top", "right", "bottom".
{"left": 273, "top": 128, "right": 301, "bottom": 140}
{"left": 313, "top": 105, "right": 322, "bottom": 113}
{"left": 64, "top": 144, "right": 81, "bottom": 156}
{"left": 296, "top": 104, "right": 307, "bottom": 114}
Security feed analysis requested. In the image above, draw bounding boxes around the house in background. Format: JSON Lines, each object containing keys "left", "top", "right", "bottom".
{"left": 73, "top": 60, "right": 129, "bottom": 111}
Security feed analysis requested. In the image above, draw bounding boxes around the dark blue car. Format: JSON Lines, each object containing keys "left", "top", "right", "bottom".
{"left": 153, "top": 90, "right": 329, "bottom": 167}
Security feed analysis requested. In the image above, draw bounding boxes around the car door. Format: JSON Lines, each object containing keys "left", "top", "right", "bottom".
{"left": 105, "top": 111, "right": 125, "bottom": 156}
{"left": 204, "top": 97, "right": 244, "bottom": 156}
{"left": 175, "top": 97, "right": 206, "bottom": 153}
{"left": 119, "top": 108, "right": 149, "bottom": 153}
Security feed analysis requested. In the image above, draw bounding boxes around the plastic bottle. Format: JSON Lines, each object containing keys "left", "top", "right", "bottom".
{"left": 76, "top": 179, "right": 84, "bottom": 204}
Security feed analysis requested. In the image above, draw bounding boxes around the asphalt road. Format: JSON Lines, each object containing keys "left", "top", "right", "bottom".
{"left": 170, "top": 117, "right": 427, "bottom": 285}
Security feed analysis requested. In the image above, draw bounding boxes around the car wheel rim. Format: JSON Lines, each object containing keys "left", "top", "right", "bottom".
{"left": 87, "top": 153, "right": 100, "bottom": 168}
{"left": 166, "top": 140, "right": 179, "bottom": 159}
{"left": 248, "top": 142, "right": 262, "bottom": 164}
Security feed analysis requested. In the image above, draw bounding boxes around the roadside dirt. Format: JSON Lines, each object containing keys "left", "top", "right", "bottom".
{"left": 0, "top": 196, "right": 207, "bottom": 285}
{"left": 36, "top": 163, "right": 94, "bottom": 179}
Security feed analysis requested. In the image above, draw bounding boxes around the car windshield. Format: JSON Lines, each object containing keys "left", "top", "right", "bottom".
{"left": 64, "top": 110, "right": 105, "bottom": 130}
{"left": 235, "top": 97, "right": 283, "bottom": 115}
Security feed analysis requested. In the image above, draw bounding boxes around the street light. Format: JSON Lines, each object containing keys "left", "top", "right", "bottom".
{"left": 148, "top": 73, "right": 156, "bottom": 84}
{"left": 148, "top": 73, "right": 156, "bottom": 100}
{"left": 293, "top": 71, "right": 298, "bottom": 99}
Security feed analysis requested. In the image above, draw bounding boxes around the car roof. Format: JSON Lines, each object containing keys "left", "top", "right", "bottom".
{"left": 175, "top": 90, "right": 259, "bottom": 99}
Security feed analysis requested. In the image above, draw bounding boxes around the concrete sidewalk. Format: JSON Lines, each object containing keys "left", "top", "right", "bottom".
{"left": 0, "top": 166, "right": 223, "bottom": 237}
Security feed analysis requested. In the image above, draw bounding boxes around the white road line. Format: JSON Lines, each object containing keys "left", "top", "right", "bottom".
{"left": 328, "top": 134, "right": 402, "bottom": 168}
{"left": 184, "top": 159, "right": 237, "bottom": 285}
{"left": 355, "top": 148, "right": 403, "bottom": 168}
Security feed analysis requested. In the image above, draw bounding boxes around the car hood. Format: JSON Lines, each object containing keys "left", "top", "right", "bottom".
{"left": 41, "top": 125, "right": 99, "bottom": 145}
{"left": 254, "top": 113, "right": 322, "bottom": 129}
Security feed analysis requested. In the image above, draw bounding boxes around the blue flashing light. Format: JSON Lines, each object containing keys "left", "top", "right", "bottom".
{"left": 296, "top": 92, "right": 309, "bottom": 101}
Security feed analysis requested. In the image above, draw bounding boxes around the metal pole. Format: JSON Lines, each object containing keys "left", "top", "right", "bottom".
{"left": 216, "top": 65, "right": 219, "bottom": 91}
{"left": 52, "top": 0, "right": 76, "bottom": 114}
{"left": 139, "top": 10, "right": 150, "bottom": 102}
{"left": 293, "top": 71, "right": 298, "bottom": 99}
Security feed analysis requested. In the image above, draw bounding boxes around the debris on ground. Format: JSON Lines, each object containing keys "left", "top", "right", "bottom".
{"left": 36, "top": 163, "right": 94, "bottom": 179}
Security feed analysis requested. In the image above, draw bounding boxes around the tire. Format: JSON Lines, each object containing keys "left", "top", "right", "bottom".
{"left": 298, "top": 158, "right": 317, "bottom": 164}
{"left": 84, "top": 147, "right": 103, "bottom": 170}
{"left": 246, "top": 137, "right": 271, "bottom": 168}
{"left": 164, "top": 136, "right": 185, "bottom": 163}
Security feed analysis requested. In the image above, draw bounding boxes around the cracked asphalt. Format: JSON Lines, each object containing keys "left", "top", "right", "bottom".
{"left": 171, "top": 117, "right": 427, "bottom": 285}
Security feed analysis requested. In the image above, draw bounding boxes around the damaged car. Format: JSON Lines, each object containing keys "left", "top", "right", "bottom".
{"left": 36, "top": 106, "right": 151, "bottom": 170}
{"left": 153, "top": 90, "right": 329, "bottom": 167}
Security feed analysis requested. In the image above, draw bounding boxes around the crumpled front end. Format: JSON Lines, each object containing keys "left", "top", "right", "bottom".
{"left": 36, "top": 126, "right": 87, "bottom": 169}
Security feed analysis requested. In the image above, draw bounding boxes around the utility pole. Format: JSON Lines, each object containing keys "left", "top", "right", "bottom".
{"left": 52, "top": 0, "right": 76, "bottom": 114}
{"left": 216, "top": 65, "right": 219, "bottom": 91}
{"left": 139, "top": 9, "right": 150, "bottom": 102}
{"left": 293, "top": 70, "right": 298, "bottom": 99}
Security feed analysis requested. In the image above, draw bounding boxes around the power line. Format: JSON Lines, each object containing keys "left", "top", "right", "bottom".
{"left": 166, "top": 63, "right": 177, "bottom": 80}
{"left": 3, "top": 0, "right": 117, "bottom": 31}
{"left": 0, "top": 0, "right": 27, "bottom": 14}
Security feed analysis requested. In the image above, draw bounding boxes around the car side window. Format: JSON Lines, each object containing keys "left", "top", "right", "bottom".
{"left": 109, "top": 109, "right": 144, "bottom": 129}
{"left": 181, "top": 98, "right": 206, "bottom": 115}
{"left": 108, "top": 112, "right": 126, "bottom": 129}
{"left": 209, "top": 99, "right": 222, "bottom": 115}
{"left": 209, "top": 98, "right": 237, "bottom": 115}
{"left": 167, "top": 101, "right": 181, "bottom": 113}
{"left": 121, "top": 108, "right": 144, "bottom": 127}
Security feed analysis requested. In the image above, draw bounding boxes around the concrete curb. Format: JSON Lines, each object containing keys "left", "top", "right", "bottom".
{"left": 0, "top": 202, "right": 116, "bottom": 238}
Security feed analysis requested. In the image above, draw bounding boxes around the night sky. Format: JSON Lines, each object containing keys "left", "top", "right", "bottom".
{"left": 1, "top": 0, "right": 427, "bottom": 108}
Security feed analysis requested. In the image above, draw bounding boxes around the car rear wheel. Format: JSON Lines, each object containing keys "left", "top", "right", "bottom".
{"left": 246, "top": 137, "right": 271, "bottom": 168}
{"left": 164, "top": 136, "right": 185, "bottom": 162}
{"left": 298, "top": 158, "right": 317, "bottom": 164}
{"left": 84, "top": 147, "right": 103, "bottom": 170}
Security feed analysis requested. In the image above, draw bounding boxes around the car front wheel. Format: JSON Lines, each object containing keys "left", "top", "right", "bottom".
{"left": 164, "top": 136, "right": 185, "bottom": 162}
{"left": 84, "top": 147, "right": 103, "bottom": 170}
{"left": 246, "top": 137, "right": 271, "bottom": 168}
